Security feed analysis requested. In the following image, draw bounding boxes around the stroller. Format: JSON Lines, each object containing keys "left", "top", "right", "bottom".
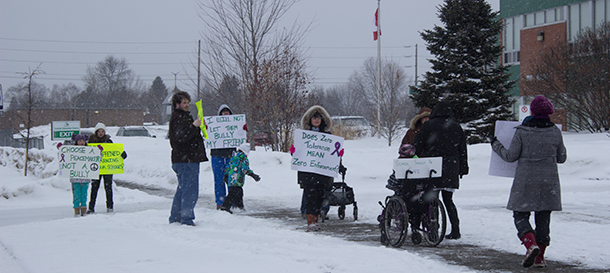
{"left": 320, "top": 163, "right": 358, "bottom": 222}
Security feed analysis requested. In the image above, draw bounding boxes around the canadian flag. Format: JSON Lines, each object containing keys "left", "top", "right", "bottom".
{"left": 373, "top": 8, "right": 380, "bottom": 41}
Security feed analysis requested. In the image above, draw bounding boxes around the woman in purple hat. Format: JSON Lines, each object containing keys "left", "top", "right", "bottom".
{"left": 491, "top": 95, "right": 567, "bottom": 268}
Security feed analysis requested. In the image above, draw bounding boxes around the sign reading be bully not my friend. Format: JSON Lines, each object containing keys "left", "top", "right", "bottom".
{"left": 291, "top": 129, "right": 344, "bottom": 177}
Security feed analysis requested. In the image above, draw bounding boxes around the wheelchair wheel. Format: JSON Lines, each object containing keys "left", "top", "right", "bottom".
{"left": 422, "top": 197, "right": 447, "bottom": 247}
{"left": 382, "top": 196, "right": 408, "bottom": 248}
{"left": 338, "top": 205, "right": 346, "bottom": 220}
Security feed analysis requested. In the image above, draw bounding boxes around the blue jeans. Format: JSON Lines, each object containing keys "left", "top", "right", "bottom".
{"left": 211, "top": 156, "right": 230, "bottom": 206}
{"left": 169, "top": 163, "right": 200, "bottom": 225}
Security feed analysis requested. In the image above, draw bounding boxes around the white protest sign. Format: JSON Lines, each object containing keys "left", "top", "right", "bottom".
{"left": 393, "top": 157, "right": 443, "bottom": 179}
{"left": 203, "top": 114, "right": 247, "bottom": 149}
{"left": 488, "top": 120, "right": 520, "bottom": 177}
{"left": 291, "top": 129, "right": 344, "bottom": 177}
{"left": 489, "top": 120, "right": 563, "bottom": 178}
{"left": 58, "top": 145, "right": 102, "bottom": 179}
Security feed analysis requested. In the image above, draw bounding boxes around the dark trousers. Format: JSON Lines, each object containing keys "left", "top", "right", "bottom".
{"left": 89, "top": 175, "right": 113, "bottom": 210}
{"left": 303, "top": 183, "right": 325, "bottom": 215}
{"left": 441, "top": 190, "right": 460, "bottom": 229}
{"left": 513, "top": 210, "right": 552, "bottom": 245}
{"left": 221, "top": 186, "right": 244, "bottom": 210}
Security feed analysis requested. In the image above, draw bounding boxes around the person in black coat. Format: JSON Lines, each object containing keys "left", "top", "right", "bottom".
{"left": 413, "top": 101, "right": 468, "bottom": 239}
{"left": 168, "top": 91, "right": 208, "bottom": 226}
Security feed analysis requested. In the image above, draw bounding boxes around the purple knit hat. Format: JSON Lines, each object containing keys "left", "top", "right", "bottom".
{"left": 530, "top": 96, "right": 554, "bottom": 117}
{"left": 71, "top": 134, "right": 89, "bottom": 143}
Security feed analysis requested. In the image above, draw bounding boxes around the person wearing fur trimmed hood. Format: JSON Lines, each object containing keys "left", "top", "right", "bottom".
{"left": 219, "top": 143, "right": 260, "bottom": 214}
{"left": 491, "top": 95, "right": 566, "bottom": 268}
{"left": 210, "top": 104, "right": 238, "bottom": 210}
{"left": 87, "top": 122, "right": 127, "bottom": 214}
{"left": 295, "top": 105, "right": 334, "bottom": 231}
{"left": 401, "top": 107, "right": 431, "bottom": 145}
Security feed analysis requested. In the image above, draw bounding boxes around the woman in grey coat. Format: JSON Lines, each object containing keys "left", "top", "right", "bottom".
{"left": 491, "top": 95, "right": 567, "bottom": 269}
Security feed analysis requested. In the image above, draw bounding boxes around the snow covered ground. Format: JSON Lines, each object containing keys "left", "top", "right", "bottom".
{"left": 1, "top": 125, "right": 609, "bottom": 272}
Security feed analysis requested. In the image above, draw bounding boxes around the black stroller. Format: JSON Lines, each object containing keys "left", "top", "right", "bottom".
{"left": 320, "top": 163, "right": 358, "bottom": 222}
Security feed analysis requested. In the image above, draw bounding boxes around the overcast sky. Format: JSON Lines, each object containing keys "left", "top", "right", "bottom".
{"left": 0, "top": 0, "right": 499, "bottom": 95}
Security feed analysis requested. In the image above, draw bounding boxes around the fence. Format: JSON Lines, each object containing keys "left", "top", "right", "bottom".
{"left": 0, "top": 129, "right": 44, "bottom": 149}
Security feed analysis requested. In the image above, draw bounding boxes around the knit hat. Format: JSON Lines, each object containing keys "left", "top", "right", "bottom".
{"left": 530, "top": 96, "right": 554, "bottom": 117}
{"left": 71, "top": 134, "right": 89, "bottom": 143}
{"left": 398, "top": 144, "right": 416, "bottom": 158}
{"left": 94, "top": 122, "right": 106, "bottom": 133}
{"left": 238, "top": 143, "right": 250, "bottom": 156}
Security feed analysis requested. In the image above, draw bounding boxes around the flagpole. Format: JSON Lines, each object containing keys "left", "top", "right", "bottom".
{"left": 376, "top": 0, "right": 381, "bottom": 137}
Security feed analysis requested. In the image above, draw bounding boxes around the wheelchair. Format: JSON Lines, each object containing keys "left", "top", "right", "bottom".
{"left": 379, "top": 169, "right": 447, "bottom": 247}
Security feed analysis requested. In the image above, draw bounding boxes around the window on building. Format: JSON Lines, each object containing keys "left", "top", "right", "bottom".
{"left": 570, "top": 4, "right": 580, "bottom": 41}
{"left": 536, "top": 11, "right": 545, "bottom": 25}
{"left": 581, "top": 1, "right": 592, "bottom": 30}
{"left": 594, "top": 0, "right": 607, "bottom": 28}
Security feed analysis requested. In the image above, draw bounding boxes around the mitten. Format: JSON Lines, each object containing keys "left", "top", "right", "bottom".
{"left": 338, "top": 148, "right": 344, "bottom": 157}
{"left": 338, "top": 163, "right": 347, "bottom": 176}
{"left": 56, "top": 142, "right": 63, "bottom": 149}
{"left": 121, "top": 151, "right": 128, "bottom": 159}
{"left": 249, "top": 172, "right": 261, "bottom": 182}
{"left": 223, "top": 174, "right": 228, "bottom": 184}
{"left": 290, "top": 145, "right": 295, "bottom": 155}
{"left": 243, "top": 124, "right": 248, "bottom": 132}
{"left": 97, "top": 145, "right": 103, "bottom": 151}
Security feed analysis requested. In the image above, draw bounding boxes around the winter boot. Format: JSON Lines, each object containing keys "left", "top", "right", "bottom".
{"left": 306, "top": 214, "right": 319, "bottom": 232}
{"left": 534, "top": 244, "right": 548, "bottom": 268}
{"left": 80, "top": 207, "right": 87, "bottom": 216}
{"left": 520, "top": 232, "right": 540, "bottom": 268}
{"left": 74, "top": 208, "right": 80, "bottom": 217}
{"left": 445, "top": 225, "right": 461, "bottom": 239}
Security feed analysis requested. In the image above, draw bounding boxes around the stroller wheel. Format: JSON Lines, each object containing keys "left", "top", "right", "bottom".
{"left": 353, "top": 205, "right": 358, "bottom": 221}
{"left": 338, "top": 205, "right": 345, "bottom": 220}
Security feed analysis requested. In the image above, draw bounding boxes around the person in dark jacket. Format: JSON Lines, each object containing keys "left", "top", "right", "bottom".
{"left": 295, "top": 105, "right": 335, "bottom": 231}
{"left": 168, "top": 91, "right": 208, "bottom": 226}
{"left": 210, "top": 104, "right": 236, "bottom": 209}
{"left": 401, "top": 107, "right": 431, "bottom": 145}
{"left": 413, "top": 101, "right": 468, "bottom": 240}
{"left": 492, "top": 95, "right": 566, "bottom": 268}
{"left": 87, "top": 122, "right": 127, "bottom": 214}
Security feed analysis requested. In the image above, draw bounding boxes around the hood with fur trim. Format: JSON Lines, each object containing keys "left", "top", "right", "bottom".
{"left": 409, "top": 107, "right": 432, "bottom": 130}
{"left": 300, "top": 105, "right": 332, "bottom": 132}
{"left": 217, "top": 104, "right": 233, "bottom": 115}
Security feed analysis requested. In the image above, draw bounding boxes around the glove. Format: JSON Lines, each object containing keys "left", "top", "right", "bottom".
{"left": 338, "top": 148, "right": 344, "bottom": 157}
{"left": 490, "top": 136, "right": 498, "bottom": 145}
{"left": 249, "top": 172, "right": 261, "bottom": 182}
{"left": 56, "top": 142, "right": 63, "bottom": 149}
{"left": 121, "top": 151, "right": 128, "bottom": 159}
{"left": 338, "top": 164, "right": 347, "bottom": 176}
{"left": 223, "top": 174, "right": 228, "bottom": 184}
{"left": 290, "top": 145, "right": 295, "bottom": 155}
{"left": 243, "top": 124, "right": 248, "bottom": 132}
{"left": 97, "top": 145, "right": 104, "bottom": 151}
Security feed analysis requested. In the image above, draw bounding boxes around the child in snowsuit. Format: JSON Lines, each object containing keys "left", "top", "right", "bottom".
{"left": 219, "top": 143, "right": 260, "bottom": 214}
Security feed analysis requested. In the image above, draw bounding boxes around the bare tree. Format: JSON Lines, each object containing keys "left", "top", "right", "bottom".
{"left": 253, "top": 47, "right": 312, "bottom": 152}
{"left": 524, "top": 22, "right": 610, "bottom": 132}
{"left": 349, "top": 58, "right": 411, "bottom": 146}
{"left": 83, "top": 55, "right": 144, "bottom": 108}
{"left": 16, "top": 64, "right": 45, "bottom": 176}
{"left": 197, "top": 0, "right": 311, "bottom": 147}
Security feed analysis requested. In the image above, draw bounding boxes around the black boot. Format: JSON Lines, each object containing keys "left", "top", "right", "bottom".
{"left": 445, "top": 225, "right": 461, "bottom": 239}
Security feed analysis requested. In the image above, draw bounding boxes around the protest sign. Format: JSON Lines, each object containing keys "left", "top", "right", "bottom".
{"left": 58, "top": 145, "right": 101, "bottom": 179}
{"left": 195, "top": 100, "right": 209, "bottom": 139}
{"left": 89, "top": 143, "right": 124, "bottom": 175}
{"left": 393, "top": 157, "right": 443, "bottom": 179}
{"left": 291, "top": 129, "right": 344, "bottom": 177}
{"left": 489, "top": 120, "right": 562, "bottom": 177}
{"left": 204, "top": 114, "right": 247, "bottom": 149}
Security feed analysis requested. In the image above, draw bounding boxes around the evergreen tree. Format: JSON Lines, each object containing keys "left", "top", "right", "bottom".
{"left": 140, "top": 76, "right": 168, "bottom": 123}
{"left": 411, "top": 0, "right": 515, "bottom": 143}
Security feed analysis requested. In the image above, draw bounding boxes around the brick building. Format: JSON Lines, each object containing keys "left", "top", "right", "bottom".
{"left": 499, "top": 0, "right": 609, "bottom": 130}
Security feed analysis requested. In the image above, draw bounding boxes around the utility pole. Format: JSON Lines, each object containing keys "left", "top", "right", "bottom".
{"left": 376, "top": 0, "right": 381, "bottom": 137}
{"left": 171, "top": 71, "right": 179, "bottom": 91}
{"left": 404, "top": 44, "right": 418, "bottom": 86}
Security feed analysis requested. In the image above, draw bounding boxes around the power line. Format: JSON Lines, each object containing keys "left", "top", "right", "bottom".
{"left": 0, "top": 48, "right": 192, "bottom": 55}
{"left": 0, "top": 37, "right": 193, "bottom": 44}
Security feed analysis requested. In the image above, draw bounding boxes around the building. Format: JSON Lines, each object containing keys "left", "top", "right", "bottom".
{"left": 500, "top": 0, "right": 609, "bottom": 129}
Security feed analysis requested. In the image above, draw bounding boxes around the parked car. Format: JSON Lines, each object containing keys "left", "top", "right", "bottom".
{"left": 116, "top": 126, "right": 156, "bottom": 138}
{"left": 331, "top": 116, "right": 372, "bottom": 139}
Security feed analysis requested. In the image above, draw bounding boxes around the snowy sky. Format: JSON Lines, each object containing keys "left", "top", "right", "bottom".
{"left": 0, "top": 0, "right": 499, "bottom": 93}
{"left": 1, "top": 124, "right": 609, "bottom": 272}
